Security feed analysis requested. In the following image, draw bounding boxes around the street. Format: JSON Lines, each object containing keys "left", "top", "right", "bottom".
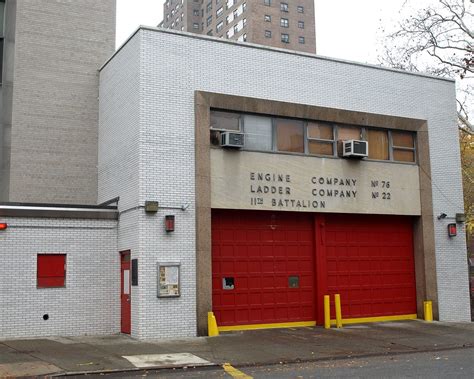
{"left": 68, "top": 347, "right": 474, "bottom": 378}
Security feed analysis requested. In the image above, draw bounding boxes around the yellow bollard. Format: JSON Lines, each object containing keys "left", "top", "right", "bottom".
{"left": 335, "top": 294, "right": 343, "bottom": 328}
{"left": 208, "top": 311, "right": 219, "bottom": 336}
{"left": 324, "top": 295, "right": 331, "bottom": 329}
{"left": 424, "top": 301, "right": 433, "bottom": 322}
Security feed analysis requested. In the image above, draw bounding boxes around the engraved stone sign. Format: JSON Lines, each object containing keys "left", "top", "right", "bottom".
{"left": 210, "top": 150, "right": 421, "bottom": 216}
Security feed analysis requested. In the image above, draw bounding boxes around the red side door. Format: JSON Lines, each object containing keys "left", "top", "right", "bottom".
{"left": 120, "top": 251, "right": 131, "bottom": 334}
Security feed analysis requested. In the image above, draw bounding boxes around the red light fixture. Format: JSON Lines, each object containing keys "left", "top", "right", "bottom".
{"left": 447, "top": 223, "right": 457, "bottom": 237}
{"left": 0, "top": 223, "right": 7, "bottom": 231}
{"left": 165, "top": 215, "right": 175, "bottom": 233}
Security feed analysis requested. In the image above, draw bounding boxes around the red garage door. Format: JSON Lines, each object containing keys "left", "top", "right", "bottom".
{"left": 212, "top": 210, "right": 417, "bottom": 327}
{"left": 319, "top": 214, "right": 417, "bottom": 320}
{"left": 212, "top": 210, "right": 315, "bottom": 327}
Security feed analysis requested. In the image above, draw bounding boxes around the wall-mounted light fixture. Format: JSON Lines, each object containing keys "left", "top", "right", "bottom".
{"left": 437, "top": 213, "right": 447, "bottom": 220}
{"left": 455, "top": 213, "right": 466, "bottom": 223}
{"left": 145, "top": 201, "right": 159, "bottom": 213}
{"left": 165, "top": 215, "right": 175, "bottom": 232}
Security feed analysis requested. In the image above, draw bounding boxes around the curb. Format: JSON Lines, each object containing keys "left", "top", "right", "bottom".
{"left": 48, "top": 344, "right": 474, "bottom": 377}
{"left": 50, "top": 362, "right": 220, "bottom": 377}
{"left": 229, "top": 343, "right": 474, "bottom": 370}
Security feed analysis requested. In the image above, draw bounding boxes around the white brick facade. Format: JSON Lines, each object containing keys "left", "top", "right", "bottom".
{"left": 0, "top": 217, "right": 118, "bottom": 338}
{"left": 98, "top": 28, "right": 470, "bottom": 339}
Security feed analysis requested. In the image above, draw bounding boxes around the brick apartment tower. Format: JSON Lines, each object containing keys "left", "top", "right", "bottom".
{"left": 0, "top": 0, "right": 116, "bottom": 204}
{"left": 159, "top": 0, "right": 316, "bottom": 54}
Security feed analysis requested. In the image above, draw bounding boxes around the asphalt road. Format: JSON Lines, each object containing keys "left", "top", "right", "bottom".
{"left": 68, "top": 347, "right": 474, "bottom": 378}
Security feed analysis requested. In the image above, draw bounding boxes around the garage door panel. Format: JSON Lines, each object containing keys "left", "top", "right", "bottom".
{"left": 263, "top": 308, "right": 276, "bottom": 320}
{"left": 274, "top": 260, "right": 287, "bottom": 272}
{"left": 262, "top": 276, "right": 275, "bottom": 288}
{"left": 248, "top": 277, "right": 261, "bottom": 289}
{"left": 248, "top": 293, "right": 261, "bottom": 305}
{"left": 275, "top": 292, "right": 287, "bottom": 303}
{"left": 300, "top": 274, "right": 314, "bottom": 287}
{"left": 249, "top": 309, "right": 262, "bottom": 322}
{"left": 212, "top": 210, "right": 315, "bottom": 327}
{"left": 220, "top": 245, "right": 235, "bottom": 258}
{"left": 219, "top": 261, "right": 234, "bottom": 272}
{"left": 236, "top": 293, "right": 248, "bottom": 304}
{"left": 247, "top": 261, "right": 261, "bottom": 273}
{"left": 262, "top": 292, "right": 275, "bottom": 304}
{"left": 236, "top": 309, "right": 249, "bottom": 323}
{"left": 261, "top": 260, "right": 274, "bottom": 272}
{"left": 221, "top": 293, "right": 235, "bottom": 306}
{"left": 323, "top": 214, "right": 416, "bottom": 319}
{"left": 275, "top": 308, "right": 288, "bottom": 319}
{"left": 221, "top": 230, "right": 234, "bottom": 240}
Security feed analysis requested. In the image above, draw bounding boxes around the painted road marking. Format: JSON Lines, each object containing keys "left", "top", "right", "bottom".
{"left": 122, "top": 353, "right": 212, "bottom": 368}
{"left": 223, "top": 363, "right": 253, "bottom": 378}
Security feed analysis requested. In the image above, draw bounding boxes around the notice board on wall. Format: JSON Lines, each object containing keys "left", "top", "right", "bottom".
{"left": 157, "top": 262, "right": 180, "bottom": 297}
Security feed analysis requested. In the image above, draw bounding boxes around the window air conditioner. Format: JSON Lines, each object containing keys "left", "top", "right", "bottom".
{"left": 221, "top": 131, "right": 244, "bottom": 148}
{"left": 342, "top": 140, "right": 368, "bottom": 158}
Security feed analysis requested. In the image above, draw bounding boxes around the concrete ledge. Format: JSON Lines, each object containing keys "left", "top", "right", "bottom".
{"left": 0, "top": 203, "right": 118, "bottom": 220}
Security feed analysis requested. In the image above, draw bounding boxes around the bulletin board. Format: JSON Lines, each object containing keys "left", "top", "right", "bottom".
{"left": 157, "top": 262, "right": 180, "bottom": 297}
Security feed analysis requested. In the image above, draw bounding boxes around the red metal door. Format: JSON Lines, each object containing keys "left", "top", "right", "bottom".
{"left": 316, "top": 214, "right": 416, "bottom": 321}
{"left": 120, "top": 251, "right": 131, "bottom": 334}
{"left": 212, "top": 210, "right": 315, "bottom": 327}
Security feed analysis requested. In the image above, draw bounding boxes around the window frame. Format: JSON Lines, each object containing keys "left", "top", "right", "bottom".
{"left": 367, "top": 128, "right": 390, "bottom": 161}
{"left": 274, "top": 118, "right": 305, "bottom": 154}
{"left": 390, "top": 130, "right": 417, "bottom": 163}
{"left": 37, "top": 254, "right": 67, "bottom": 288}
{"left": 306, "top": 121, "right": 336, "bottom": 157}
{"left": 209, "top": 110, "right": 417, "bottom": 164}
{"left": 280, "top": 18, "right": 289, "bottom": 28}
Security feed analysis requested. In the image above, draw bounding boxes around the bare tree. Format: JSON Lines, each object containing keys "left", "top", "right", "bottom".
{"left": 379, "top": 0, "right": 473, "bottom": 235}
{"left": 379, "top": 0, "right": 473, "bottom": 131}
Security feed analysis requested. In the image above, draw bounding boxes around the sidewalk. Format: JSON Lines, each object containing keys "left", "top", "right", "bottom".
{"left": 0, "top": 320, "right": 473, "bottom": 377}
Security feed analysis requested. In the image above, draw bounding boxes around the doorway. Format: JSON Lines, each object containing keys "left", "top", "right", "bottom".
{"left": 120, "top": 251, "right": 131, "bottom": 334}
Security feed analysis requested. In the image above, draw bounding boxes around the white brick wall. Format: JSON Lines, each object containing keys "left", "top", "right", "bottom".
{"left": 98, "top": 33, "right": 143, "bottom": 336}
{"left": 0, "top": 217, "right": 119, "bottom": 338}
{"left": 99, "top": 28, "right": 470, "bottom": 339}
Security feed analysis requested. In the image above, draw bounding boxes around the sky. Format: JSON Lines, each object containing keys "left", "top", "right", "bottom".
{"left": 116, "top": 0, "right": 411, "bottom": 65}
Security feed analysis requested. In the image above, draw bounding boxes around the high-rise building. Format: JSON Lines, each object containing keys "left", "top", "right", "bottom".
{"left": 158, "top": 0, "right": 316, "bottom": 54}
{"left": 0, "top": 0, "right": 116, "bottom": 204}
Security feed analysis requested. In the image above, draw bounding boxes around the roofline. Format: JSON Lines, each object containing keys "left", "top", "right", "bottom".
{"left": 101, "top": 26, "right": 454, "bottom": 84}
{"left": 0, "top": 203, "right": 118, "bottom": 220}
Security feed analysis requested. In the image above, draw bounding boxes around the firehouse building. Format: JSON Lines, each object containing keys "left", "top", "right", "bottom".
{"left": 0, "top": 28, "right": 471, "bottom": 339}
